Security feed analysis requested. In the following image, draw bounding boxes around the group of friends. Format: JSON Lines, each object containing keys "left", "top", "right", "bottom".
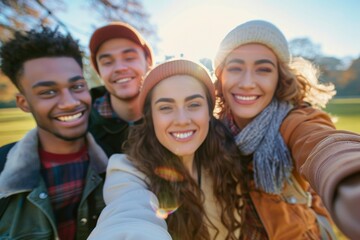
{"left": 0, "top": 19, "right": 359, "bottom": 240}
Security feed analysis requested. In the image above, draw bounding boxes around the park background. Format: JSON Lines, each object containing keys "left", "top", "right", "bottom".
{"left": 0, "top": 1, "right": 359, "bottom": 239}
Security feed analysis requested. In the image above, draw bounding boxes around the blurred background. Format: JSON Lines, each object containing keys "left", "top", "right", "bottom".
{"left": 1, "top": 0, "right": 359, "bottom": 140}
{"left": 1, "top": 0, "right": 359, "bottom": 143}
{"left": 0, "top": 1, "right": 359, "bottom": 239}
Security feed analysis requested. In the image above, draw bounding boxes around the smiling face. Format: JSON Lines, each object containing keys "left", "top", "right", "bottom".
{"left": 220, "top": 43, "right": 279, "bottom": 128}
{"left": 151, "top": 75, "right": 210, "bottom": 162}
{"left": 96, "top": 38, "right": 150, "bottom": 101}
{"left": 16, "top": 57, "right": 91, "bottom": 144}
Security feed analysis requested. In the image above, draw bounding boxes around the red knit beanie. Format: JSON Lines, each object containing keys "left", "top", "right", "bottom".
{"left": 89, "top": 22, "right": 153, "bottom": 73}
{"left": 138, "top": 59, "right": 215, "bottom": 112}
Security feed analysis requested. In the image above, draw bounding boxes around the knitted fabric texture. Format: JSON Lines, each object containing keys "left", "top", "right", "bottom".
{"left": 138, "top": 59, "right": 215, "bottom": 112}
{"left": 89, "top": 22, "right": 153, "bottom": 73}
{"left": 214, "top": 20, "right": 290, "bottom": 78}
{"left": 231, "top": 98, "right": 293, "bottom": 194}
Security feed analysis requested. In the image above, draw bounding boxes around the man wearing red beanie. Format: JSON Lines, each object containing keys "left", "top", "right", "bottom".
{"left": 88, "top": 22, "right": 154, "bottom": 156}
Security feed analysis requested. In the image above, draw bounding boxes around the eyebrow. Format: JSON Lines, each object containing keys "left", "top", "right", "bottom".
{"left": 226, "top": 58, "right": 276, "bottom": 67}
{"left": 97, "top": 48, "right": 138, "bottom": 61}
{"left": 154, "top": 94, "right": 205, "bottom": 104}
{"left": 32, "top": 75, "right": 85, "bottom": 89}
{"left": 255, "top": 59, "right": 276, "bottom": 67}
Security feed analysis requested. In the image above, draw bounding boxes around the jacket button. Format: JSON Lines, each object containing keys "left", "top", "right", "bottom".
{"left": 80, "top": 218, "right": 88, "bottom": 225}
{"left": 39, "top": 192, "right": 48, "bottom": 199}
{"left": 288, "top": 196, "right": 297, "bottom": 204}
{"left": 92, "top": 215, "right": 98, "bottom": 220}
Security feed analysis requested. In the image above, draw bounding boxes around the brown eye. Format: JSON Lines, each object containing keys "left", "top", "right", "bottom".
{"left": 227, "top": 66, "right": 242, "bottom": 72}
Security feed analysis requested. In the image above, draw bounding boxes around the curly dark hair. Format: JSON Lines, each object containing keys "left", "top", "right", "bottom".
{"left": 124, "top": 80, "right": 246, "bottom": 240}
{"left": 0, "top": 26, "right": 83, "bottom": 91}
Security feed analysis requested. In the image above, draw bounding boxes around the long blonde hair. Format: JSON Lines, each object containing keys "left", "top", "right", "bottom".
{"left": 277, "top": 57, "right": 335, "bottom": 108}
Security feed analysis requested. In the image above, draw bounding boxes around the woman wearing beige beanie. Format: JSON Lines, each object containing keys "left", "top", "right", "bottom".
{"left": 214, "top": 19, "right": 360, "bottom": 239}
{"left": 89, "top": 59, "right": 245, "bottom": 240}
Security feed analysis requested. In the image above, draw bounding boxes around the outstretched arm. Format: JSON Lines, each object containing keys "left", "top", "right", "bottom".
{"left": 88, "top": 154, "right": 172, "bottom": 240}
{"left": 334, "top": 174, "right": 360, "bottom": 239}
{"left": 282, "top": 107, "right": 360, "bottom": 239}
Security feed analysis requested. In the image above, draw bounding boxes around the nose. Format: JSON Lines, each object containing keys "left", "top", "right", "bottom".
{"left": 114, "top": 60, "right": 128, "bottom": 72}
{"left": 58, "top": 89, "right": 80, "bottom": 109}
{"left": 174, "top": 109, "right": 191, "bottom": 125}
{"left": 238, "top": 70, "right": 256, "bottom": 89}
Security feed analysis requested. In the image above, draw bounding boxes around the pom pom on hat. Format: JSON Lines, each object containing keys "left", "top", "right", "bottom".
{"left": 89, "top": 22, "right": 153, "bottom": 73}
{"left": 138, "top": 59, "right": 215, "bottom": 112}
{"left": 214, "top": 20, "right": 290, "bottom": 77}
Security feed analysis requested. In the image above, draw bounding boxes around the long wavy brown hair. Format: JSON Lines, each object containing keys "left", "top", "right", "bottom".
{"left": 124, "top": 80, "right": 245, "bottom": 240}
{"left": 215, "top": 57, "right": 336, "bottom": 118}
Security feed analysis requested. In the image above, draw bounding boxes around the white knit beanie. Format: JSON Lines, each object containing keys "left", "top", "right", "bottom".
{"left": 214, "top": 20, "right": 290, "bottom": 77}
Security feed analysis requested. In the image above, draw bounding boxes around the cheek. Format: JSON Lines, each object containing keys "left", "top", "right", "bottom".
{"left": 220, "top": 74, "right": 234, "bottom": 92}
{"left": 152, "top": 112, "right": 165, "bottom": 137}
{"left": 134, "top": 61, "right": 148, "bottom": 76}
{"left": 197, "top": 111, "right": 210, "bottom": 129}
{"left": 80, "top": 92, "right": 92, "bottom": 105}
{"left": 98, "top": 67, "right": 111, "bottom": 78}
{"left": 264, "top": 77, "right": 278, "bottom": 96}
{"left": 153, "top": 119, "right": 168, "bottom": 149}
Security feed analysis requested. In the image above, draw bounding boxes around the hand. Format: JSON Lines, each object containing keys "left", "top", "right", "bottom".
{"left": 334, "top": 174, "right": 360, "bottom": 239}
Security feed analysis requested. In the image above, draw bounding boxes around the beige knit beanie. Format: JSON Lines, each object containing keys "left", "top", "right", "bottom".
{"left": 138, "top": 59, "right": 215, "bottom": 112}
{"left": 214, "top": 20, "right": 290, "bottom": 77}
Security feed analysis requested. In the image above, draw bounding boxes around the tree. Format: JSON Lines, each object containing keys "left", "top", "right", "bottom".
{"left": 0, "top": 70, "right": 17, "bottom": 103}
{"left": 0, "top": 0, "right": 156, "bottom": 42}
{"left": 288, "top": 37, "right": 322, "bottom": 61}
{"left": 338, "top": 57, "right": 360, "bottom": 96}
{"left": 317, "top": 56, "right": 344, "bottom": 71}
{"left": 199, "top": 58, "right": 213, "bottom": 74}
{"left": 0, "top": 0, "right": 157, "bottom": 107}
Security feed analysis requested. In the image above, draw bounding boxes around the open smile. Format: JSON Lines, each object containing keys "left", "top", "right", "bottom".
{"left": 56, "top": 111, "right": 85, "bottom": 122}
{"left": 171, "top": 130, "right": 195, "bottom": 140}
{"left": 233, "top": 94, "right": 259, "bottom": 101}
{"left": 114, "top": 77, "right": 133, "bottom": 84}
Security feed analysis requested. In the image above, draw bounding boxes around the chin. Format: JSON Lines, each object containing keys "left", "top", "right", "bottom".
{"left": 55, "top": 131, "right": 87, "bottom": 142}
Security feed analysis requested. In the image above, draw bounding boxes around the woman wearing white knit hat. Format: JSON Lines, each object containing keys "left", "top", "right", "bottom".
{"left": 214, "top": 19, "right": 360, "bottom": 239}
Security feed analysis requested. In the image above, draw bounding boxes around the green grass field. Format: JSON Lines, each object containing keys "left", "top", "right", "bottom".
{"left": 324, "top": 98, "right": 360, "bottom": 133}
{"left": 0, "top": 108, "right": 36, "bottom": 146}
{"left": 0, "top": 98, "right": 359, "bottom": 146}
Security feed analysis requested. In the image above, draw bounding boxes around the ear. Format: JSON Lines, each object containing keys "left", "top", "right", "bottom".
{"left": 146, "top": 56, "right": 152, "bottom": 72}
{"left": 16, "top": 93, "right": 31, "bottom": 113}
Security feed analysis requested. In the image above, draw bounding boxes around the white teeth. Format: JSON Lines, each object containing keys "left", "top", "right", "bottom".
{"left": 115, "top": 77, "right": 131, "bottom": 83}
{"left": 235, "top": 95, "right": 257, "bottom": 101}
{"left": 58, "top": 113, "right": 82, "bottom": 122}
{"left": 172, "top": 131, "right": 193, "bottom": 139}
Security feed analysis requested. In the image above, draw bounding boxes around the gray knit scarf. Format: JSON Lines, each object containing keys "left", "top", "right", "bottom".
{"left": 230, "top": 98, "right": 293, "bottom": 194}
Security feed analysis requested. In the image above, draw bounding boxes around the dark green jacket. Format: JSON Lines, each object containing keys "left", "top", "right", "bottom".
{"left": 0, "top": 129, "right": 108, "bottom": 240}
{"left": 89, "top": 86, "right": 141, "bottom": 157}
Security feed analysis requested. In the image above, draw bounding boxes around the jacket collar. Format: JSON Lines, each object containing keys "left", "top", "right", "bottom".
{"left": 0, "top": 128, "right": 108, "bottom": 198}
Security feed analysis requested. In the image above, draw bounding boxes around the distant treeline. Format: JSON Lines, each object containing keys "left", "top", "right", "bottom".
{"left": 321, "top": 57, "right": 360, "bottom": 97}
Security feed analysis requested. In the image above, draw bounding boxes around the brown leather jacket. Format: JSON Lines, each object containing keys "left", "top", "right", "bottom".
{"left": 247, "top": 105, "right": 358, "bottom": 240}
